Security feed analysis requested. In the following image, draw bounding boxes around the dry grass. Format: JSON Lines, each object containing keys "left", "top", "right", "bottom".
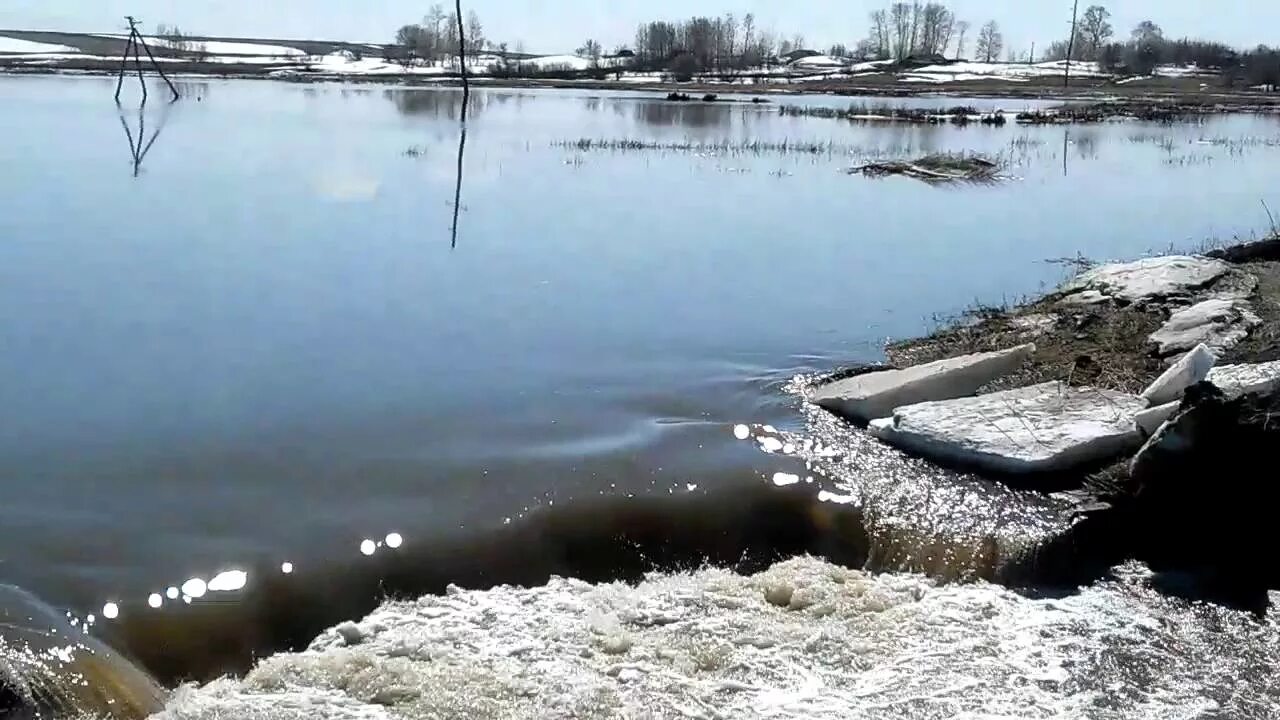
{"left": 887, "top": 301, "right": 1167, "bottom": 396}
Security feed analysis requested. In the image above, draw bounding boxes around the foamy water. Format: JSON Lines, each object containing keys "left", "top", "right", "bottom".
{"left": 154, "top": 557, "right": 1279, "bottom": 719}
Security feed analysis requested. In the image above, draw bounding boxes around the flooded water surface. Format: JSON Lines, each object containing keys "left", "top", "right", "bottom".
{"left": 1, "top": 76, "right": 1279, "bottom": 715}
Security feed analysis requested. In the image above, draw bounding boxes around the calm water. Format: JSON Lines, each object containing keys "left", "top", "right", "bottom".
{"left": 2, "top": 76, "right": 1280, "bottom": 672}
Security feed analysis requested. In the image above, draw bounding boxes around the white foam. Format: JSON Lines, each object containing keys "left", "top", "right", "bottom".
{"left": 155, "top": 558, "right": 1280, "bottom": 719}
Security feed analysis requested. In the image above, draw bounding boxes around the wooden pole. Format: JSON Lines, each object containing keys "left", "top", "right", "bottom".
{"left": 1065, "top": 0, "right": 1080, "bottom": 87}
{"left": 114, "top": 32, "right": 133, "bottom": 102}
{"left": 455, "top": 0, "right": 469, "bottom": 122}
{"left": 131, "top": 29, "right": 149, "bottom": 105}
{"left": 135, "top": 31, "right": 181, "bottom": 101}
{"left": 450, "top": 0, "right": 469, "bottom": 248}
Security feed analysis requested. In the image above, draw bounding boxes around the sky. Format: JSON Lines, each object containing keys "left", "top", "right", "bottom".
{"left": 1, "top": 1, "right": 1276, "bottom": 55}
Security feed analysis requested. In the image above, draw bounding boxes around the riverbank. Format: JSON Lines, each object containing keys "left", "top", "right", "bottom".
{"left": 816, "top": 236, "right": 1280, "bottom": 598}
{"left": 3, "top": 55, "right": 1280, "bottom": 107}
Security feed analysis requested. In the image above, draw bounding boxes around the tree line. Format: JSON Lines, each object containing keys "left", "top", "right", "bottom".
{"left": 1041, "top": 6, "right": 1280, "bottom": 88}
{"left": 392, "top": 4, "right": 485, "bottom": 66}
{"left": 385, "top": 3, "right": 1279, "bottom": 90}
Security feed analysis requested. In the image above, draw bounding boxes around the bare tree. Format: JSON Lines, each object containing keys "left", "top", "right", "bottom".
{"left": 1079, "top": 5, "right": 1113, "bottom": 60}
{"left": 576, "top": 38, "right": 602, "bottom": 66}
{"left": 1131, "top": 20, "right": 1162, "bottom": 44}
{"left": 394, "top": 24, "right": 424, "bottom": 66}
{"left": 465, "top": 11, "right": 484, "bottom": 54}
{"left": 954, "top": 20, "right": 970, "bottom": 60}
{"left": 890, "top": 3, "right": 912, "bottom": 60}
{"left": 723, "top": 13, "right": 738, "bottom": 65}
{"left": 918, "top": 3, "right": 953, "bottom": 56}
{"left": 908, "top": 1, "right": 922, "bottom": 57}
{"left": 742, "top": 13, "right": 755, "bottom": 60}
{"left": 869, "top": 9, "right": 891, "bottom": 60}
{"left": 975, "top": 21, "right": 1003, "bottom": 63}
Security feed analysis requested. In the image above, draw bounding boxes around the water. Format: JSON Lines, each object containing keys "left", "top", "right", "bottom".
{"left": 1, "top": 76, "right": 1279, "bottom": 713}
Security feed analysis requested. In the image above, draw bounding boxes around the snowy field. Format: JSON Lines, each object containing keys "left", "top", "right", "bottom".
{"left": 0, "top": 37, "right": 80, "bottom": 54}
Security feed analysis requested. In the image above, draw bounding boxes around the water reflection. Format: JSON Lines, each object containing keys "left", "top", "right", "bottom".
{"left": 386, "top": 88, "right": 523, "bottom": 120}
{"left": 117, "top": 103, "right": 171, "bottom": 177}
{"left": 634, "top": 100, "right": 733, "bottom": 128}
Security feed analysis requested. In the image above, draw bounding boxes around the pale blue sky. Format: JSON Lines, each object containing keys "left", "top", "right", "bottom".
{"left": 2, "top": 1, "right": 1275, "bottom": 55}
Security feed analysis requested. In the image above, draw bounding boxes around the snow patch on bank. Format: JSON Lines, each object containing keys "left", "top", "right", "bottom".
{"left": 155, "top": 557, "right": 1279, "bottom": 719}
{"left": 0, "top": 37, "right": 80, "bottom": 54}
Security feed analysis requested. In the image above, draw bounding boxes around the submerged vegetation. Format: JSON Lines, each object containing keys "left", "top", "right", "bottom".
{"left": 555, "top": 137, "right": 866, "bottom": 156}
{"left": 849, "top": 153, "right": 1001, "bottom": 183}
{"left": 780, "top": 102, "right": 1008, "bottom": 126}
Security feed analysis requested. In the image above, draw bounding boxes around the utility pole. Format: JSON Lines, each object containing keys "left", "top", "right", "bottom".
{"left": 1064, "top": 0, "right": 1079, "bottom": 87}
{"left": 114, "top": 15, "right": 180, "bottom": 103}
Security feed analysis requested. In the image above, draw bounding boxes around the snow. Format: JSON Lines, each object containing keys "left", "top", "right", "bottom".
{"left": 910, "top": 60, "right": 1107, "bottom": 80}
{"left": 868, "top": 381, "right": 1149, "bottom": 474}
{"left": 1147, "top": 297, "right": 1261, "bottom": 357}
{"left": 1141, "top": 344, "right": 1216, "bottom": 405}
{"left": 1207, "top": 359, "right": 1280, "bottom": 399}
{"left": 790, "top": 54, "right": 846, "bottom": 69}
{"left": 903, "top": 72, "right": 1027, "bottom": 83}
{"left": 0, "top": 37, "right": 80, "bottom": 54}
{"left": 523, "top": 54, "right": 592, "bottom": 71}
{"left": 809, "top": 344, "right": 1035, "bottom": 423}
{"left": 151, "top": 556, "right": 1280, "bottom": 720}
{"left": 149, "top": 38, "right": 306, "bottom": 56}
{"left": 1059, "top": 256, "right": 1231, "bottom": 305}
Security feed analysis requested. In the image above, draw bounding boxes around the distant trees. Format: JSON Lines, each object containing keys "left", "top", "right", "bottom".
{"left": 975, "top": 21, "right": 1003, "bottom": 63}
{"left": 576, "top": 39, "right": 602, "bottom": 65}
{"left": 154, "top": 24, "right": 207, "bottom": 57}
{"left": 392, "top": 4, "right": 487, "bottom": 65}
{"left": 1079, "top": 6, "right": 1113, "bottom": 59}
{"left": 633, "top": 14, "right": 786, "bottom": 72}
{"left": 863, "top": 3, "right": 963, "bottom": 61}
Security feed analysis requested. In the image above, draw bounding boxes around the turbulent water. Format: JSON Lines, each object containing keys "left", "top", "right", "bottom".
{"left": 154, "top": 557, "right": 1279, "bottom": 719}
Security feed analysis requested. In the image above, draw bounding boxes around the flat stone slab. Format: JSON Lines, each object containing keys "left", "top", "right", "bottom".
{"left": 1208, "top": 360, "right": 1280, "bottom": 399}
{"left": 868, "top": 381, "right": 1149, "bottom": 474}
{"left": 810, "top": 344, "right": 1034, "bottom": 423}
{"left": 1059, "top": 255, "right": 1229, "bottom": 305}
{"left": 1148, "top": 298, "right": 1261, "bottom": 357}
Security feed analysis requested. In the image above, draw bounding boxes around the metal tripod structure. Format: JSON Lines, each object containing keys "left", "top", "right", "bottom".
{"left": 114, "top": 16, "right": 180, "bottom": 104}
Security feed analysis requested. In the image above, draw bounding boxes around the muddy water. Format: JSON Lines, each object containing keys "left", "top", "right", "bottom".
{"left": 1, "top": 76, "right": 1279, "bottom": 713}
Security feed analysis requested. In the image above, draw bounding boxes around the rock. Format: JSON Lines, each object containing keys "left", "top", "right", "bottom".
{"left": 868, "top": 381, "right": 1149, "bottom": 475}
{"left": 809, "top": 344, "right": 1035, "bottom": 423}
{"left": 1010, "top": 313, "right": 1059, "bottom": 337}
{"left": 1134, "top": 401, "right": 1181, "bottom": 436}
{"left": 1127, "top": 384, "right": 1280, "bottom": 585}
{"left": 1207, "top": 360, "right": 1280, "bottom": 399}
{"left": 1206, "top": 236, "right": 1280, "bottom": 264}
{"left": 1148, "top": 298, "right": 1261, "bottom": 357}
{"left": 1059, "top": 255, "right": 1230, "bottom": 305}
{"left": 1057, "top": 289, "right": 1111, "bottom": 306}
{"left": 1141, "top": 344, "right": 1216, "bottom": 405}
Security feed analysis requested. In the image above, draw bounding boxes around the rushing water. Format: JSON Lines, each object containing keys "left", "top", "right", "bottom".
{"left": 1, "top": 76, "right": 1279, "bottom": 715}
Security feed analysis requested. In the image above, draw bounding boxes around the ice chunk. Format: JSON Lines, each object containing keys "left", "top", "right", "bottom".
{"left": 1148, "top": 298, "right": 1260, "bottom": 357}
{"left": 1059, "top": 256, "right": 1229, "bottom": 304}
{"left": 1135, "top": 401, "right": 1181, "bottom": 436}
{"left": 868, "top": 381, "right": 1148, "bottom": 474}
{"left": 1207, "top": 360, "right": 1280, "bottom": 399}
{"left": 810, "top": 344, "right": 1034, "bottom": 422}
{"left": 1141, "top": 344, "right": 1215, "bottom": 405}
